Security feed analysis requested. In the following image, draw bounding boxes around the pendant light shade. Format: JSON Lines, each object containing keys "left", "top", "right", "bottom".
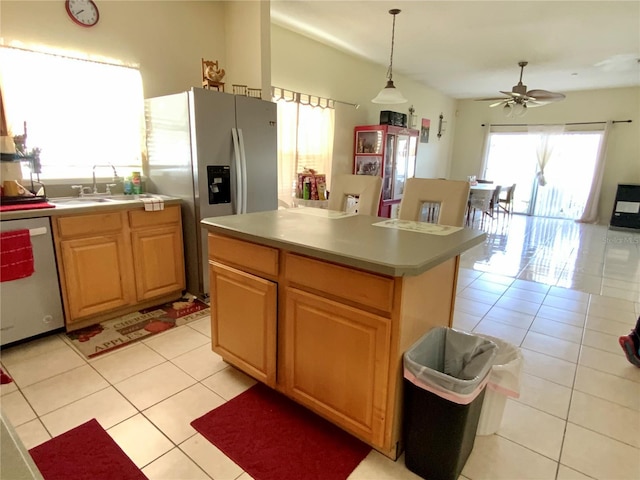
{"left": 372, "top": 9, "right": 407, "bottom": 104}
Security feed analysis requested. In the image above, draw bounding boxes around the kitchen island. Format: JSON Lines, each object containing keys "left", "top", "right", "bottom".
{"left": 201, "top": 209, "right": 485, "bottom": 459}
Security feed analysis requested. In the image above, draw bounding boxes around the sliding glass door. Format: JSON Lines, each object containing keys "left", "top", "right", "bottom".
{"left": 484, "top": 130, "right": 604, "bottom": 219}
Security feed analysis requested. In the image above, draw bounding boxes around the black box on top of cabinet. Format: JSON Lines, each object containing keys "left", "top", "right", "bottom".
{"left": 609, "top": 183, "right": 640, "bottom": 231}
{"left": 380, "top": 111, "right": 407, "bottom": 127}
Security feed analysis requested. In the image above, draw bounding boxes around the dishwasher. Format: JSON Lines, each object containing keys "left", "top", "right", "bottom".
{"left": 0, "top": 217, "right": 64, "bottom": 346}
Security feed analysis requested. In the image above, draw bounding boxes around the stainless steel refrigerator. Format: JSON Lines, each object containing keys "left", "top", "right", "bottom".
{"left": 145, "top": 87, "right": 277, "bottom": 299}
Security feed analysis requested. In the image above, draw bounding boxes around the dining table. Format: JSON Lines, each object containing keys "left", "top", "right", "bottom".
{"left": 469, "top": 183, "right": 501, "bottom": 193}
{"left": 467, "top": 183, "right": 502, "bottom": 225}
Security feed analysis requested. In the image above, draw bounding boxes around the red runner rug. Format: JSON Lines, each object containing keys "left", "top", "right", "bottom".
{"left": 190, "top": 382, "right": 371, "bottom": 480}
{"left": 29, "top": 419, "right": 146, "bottom": 480}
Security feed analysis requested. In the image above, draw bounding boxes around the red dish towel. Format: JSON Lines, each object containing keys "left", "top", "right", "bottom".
{"left": 0, "top": 202, "right": 56, "bottom": 212}
{"left": 0, "top": 229, "right": 35, "bottom": 282}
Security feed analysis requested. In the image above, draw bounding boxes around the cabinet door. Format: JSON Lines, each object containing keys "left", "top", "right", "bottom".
{"left": 209, "top": 262, "right": 277, "bottom": 387}
{"left": 60, "top": 234, "right": 136, "bottom": 322}
{"left": 131, "top": 225, "right": 185, "bottom": 301}
{"left": 283, "top": 288, "right": 391, "bottom": 447}
{"left": 392, "top": 134, "right": 410, "bottom": 200}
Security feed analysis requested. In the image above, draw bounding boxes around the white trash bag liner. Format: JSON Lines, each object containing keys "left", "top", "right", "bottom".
{"left": 404, "top": 327, "right": 497, "bottom": 404}
{"left": 475, "top": 334, "right": 523, "bottom": 398}
{"left": 473, "top": 333, "right": 524, "bottom": 435}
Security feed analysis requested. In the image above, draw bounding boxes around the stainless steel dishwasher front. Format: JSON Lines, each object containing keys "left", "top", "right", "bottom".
{"left": 0, "top": 216, "right": 64, "bottom": 346}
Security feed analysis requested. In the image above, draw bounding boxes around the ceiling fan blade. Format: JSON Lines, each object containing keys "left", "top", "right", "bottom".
{"left": 475, "top": 96, "right": 510, "bottom": 102}
{"left": 500, "top": 90, "right": 522, "bottom": 98}
{"left": 489, "top": 100, "right": 508, "bottom": 108}
{"left": 525, "top": 100, "right": 546, "bottom": 108}
{"left": 526, "top": 89, "right": 566, "bottom": 102}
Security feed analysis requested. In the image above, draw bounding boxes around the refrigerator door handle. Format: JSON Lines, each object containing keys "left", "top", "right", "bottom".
{"left": 237, "top": 128, "right": 248, "bottom": 214}
{"left": 231, "top": 127, "right": 243, "bottom": 214}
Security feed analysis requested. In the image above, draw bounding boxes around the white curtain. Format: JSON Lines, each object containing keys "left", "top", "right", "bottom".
{"left": 577, "top": 121, "right": 611, "bottom": 223}
{"left": 274, "top": 97, "right": 334, "bottom": 207}
{"left": 528, "top": 124, "right": 565, "bottom": 186}
{"left": 478, "top": 123, "right": 492, "bottom": 178}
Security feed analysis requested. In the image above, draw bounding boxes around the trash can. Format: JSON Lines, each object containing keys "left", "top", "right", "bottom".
{"left": 403, "top": 327, "right": 498, "bottom": 480}
{"left": 474, "top": 334, "right": 524, "bottom": 436}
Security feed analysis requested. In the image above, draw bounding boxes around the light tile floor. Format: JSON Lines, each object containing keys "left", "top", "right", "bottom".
{"left": 1, "top": 214, "right": 639, "bottom": 479}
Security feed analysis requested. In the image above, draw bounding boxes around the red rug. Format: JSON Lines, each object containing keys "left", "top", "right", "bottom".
{"left": 190, "top": 382, "right": 371, "bottom": 480}
{"left": 29, "top": 419, "right": 146, "bottom": 480}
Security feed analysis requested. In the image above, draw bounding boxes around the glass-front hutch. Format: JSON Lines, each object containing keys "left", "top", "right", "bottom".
{"left": 354, "top": 124, "right": 419, "bottom": 217}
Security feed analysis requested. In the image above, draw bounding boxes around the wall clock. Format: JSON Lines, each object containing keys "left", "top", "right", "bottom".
{"left": 65, "top": 0, "right": 99, "bottom": 27}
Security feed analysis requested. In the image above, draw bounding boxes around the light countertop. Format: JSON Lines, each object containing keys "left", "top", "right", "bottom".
{"left": 0, "top": 194, "right": 181, "bottom": 221}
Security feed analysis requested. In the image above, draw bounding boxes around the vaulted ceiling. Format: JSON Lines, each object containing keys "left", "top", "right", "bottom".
{"left": 271, "top": 1, "right": 640, "bottom": 99}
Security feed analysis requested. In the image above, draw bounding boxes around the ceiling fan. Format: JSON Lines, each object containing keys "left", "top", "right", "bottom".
{"left": 476, "top": 61, "right": 566, "bottom": 116}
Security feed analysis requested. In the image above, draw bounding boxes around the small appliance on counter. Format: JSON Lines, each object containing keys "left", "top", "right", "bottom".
{"left": 1, "top": 120, "right": 48, "bottom": 207}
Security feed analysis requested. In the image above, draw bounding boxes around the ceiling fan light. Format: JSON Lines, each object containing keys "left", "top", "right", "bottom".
{"left": 513, "top": 102, "right": 525, "bottom": 116}
{"left": 372, "top": 80, "right": 407, "bottom": 104}
{"left": 503, "top": 103, "right": 513, "bottom": 117}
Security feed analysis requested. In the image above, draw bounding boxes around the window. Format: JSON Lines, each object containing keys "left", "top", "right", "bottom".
{"left": 0, "top": 46, "right": 144, "bottom": 181}
{"left": 273, "top": 89, "right": 335, "bottom": 206}
{"left": 483, "top": 128, "right": 604, "bottom": 218}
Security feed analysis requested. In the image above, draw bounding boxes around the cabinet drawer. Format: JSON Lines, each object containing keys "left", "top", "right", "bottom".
{"left": 56, "top": 212, "right": 124, "bottom": 237}
{"left": 284, "top": 253, "right": 394, "bottom": 313}
{"left": 208, "top": 234, "right": 278, "bottom": 277}
{"left": 129, "top": 205, "right": 181, "bottom": 228}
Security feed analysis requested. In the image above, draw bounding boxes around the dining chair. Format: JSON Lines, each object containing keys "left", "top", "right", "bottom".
{"left": 327, "top": 174, "right": 382, "bottom": 215}
{"left": 398, "top": 178, "right": 470, "bottom": 227}
{"left": 499, "top": 184, "right": 516, "bottom": 215}
{"left": 467, "top": 189, "right": 492, "bottom": 228}
{"left": 489, "top": 185, "right": 502, "bottom": 217}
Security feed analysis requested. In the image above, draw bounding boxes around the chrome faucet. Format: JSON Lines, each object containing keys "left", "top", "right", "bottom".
{"left": 92, "top": 164, "right": 120, "bottom": 194}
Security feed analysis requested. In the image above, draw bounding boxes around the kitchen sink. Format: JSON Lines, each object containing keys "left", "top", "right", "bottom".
{"left": 50, "top": 193, "right": 162, "bottom": 205}
{"left": 102, "top": 194, "right": 155, "bottom": 201}
{"left": 49, "top": 197, "right": 114, "bottom": 204}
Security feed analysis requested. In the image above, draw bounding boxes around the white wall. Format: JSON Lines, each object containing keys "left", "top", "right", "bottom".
{"left": 452, "top": 87, "right": 640, "bottom": 224}
{"left": 270, "top": 25, "right": 456, "bottom": 179}
{"left": 224, "top": 1, "right": 272, "bottom": 96}
{"left": 0, "top": 1, "right": 225, "bottom": 98}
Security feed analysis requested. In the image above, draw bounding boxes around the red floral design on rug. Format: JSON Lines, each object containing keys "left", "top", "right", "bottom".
{"left": 66, "top": 296, "right": 209, "bottom": 359}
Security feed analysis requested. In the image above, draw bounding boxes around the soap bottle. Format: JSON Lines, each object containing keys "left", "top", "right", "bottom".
{"left": 123, "top": 176, "right": 133, "bottom": 195}
{"left": 131, "top": 171, "right": 142, "bottom": 194}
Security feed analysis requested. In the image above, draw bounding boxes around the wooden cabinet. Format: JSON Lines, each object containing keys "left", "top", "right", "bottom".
{"left": 283, "top": 288, "right": 390, "bottom": 446}
{"left": 354, "top": 124, "right": 419, "bottom": 218}
{"left": 58, "top": 213, "right": 135, "bottom": 321}
{"left": 207, "top": 230, "right": 459, "bottom": 460}
{"left": 53, "top": 205, "right": 185, "bottom": 329}
{"left": 208, "top": 233, "right": 278, "bottom": 387}
{"left": 129, "top": 208, "right": 185, "bottom": 300}
{"left": 209, "top": 261, "right": 277, "bottom": 387}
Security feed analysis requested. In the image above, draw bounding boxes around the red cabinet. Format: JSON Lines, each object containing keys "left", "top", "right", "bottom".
{"left": 354, "top": 125, "right": 419, "bottom": 217}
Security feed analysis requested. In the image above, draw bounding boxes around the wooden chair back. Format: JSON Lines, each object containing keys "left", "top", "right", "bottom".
{"left": 327, "top": 174, "right": 382, "bottom": 216}
{"left": 399, "top": 178, "right": 470, "bottom": 227}
{"left": 202, "top": 58, "right": 225, "bottom": 91}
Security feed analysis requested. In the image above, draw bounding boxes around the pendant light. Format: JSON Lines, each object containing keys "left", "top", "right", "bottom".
{"left": 371, "top": 9, "right": 407, "bottom": 104}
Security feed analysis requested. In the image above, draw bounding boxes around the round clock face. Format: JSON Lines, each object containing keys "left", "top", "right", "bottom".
{"left": 65, "top": 0, "right": 99, "bottom": 27}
